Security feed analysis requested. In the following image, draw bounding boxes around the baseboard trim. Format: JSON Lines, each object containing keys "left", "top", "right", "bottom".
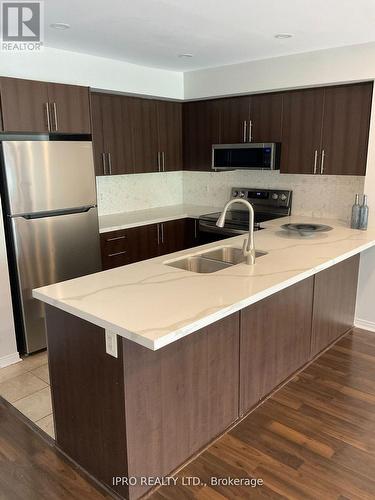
{"left": 0, "top": 352, "right": 21, "bottom": 368}
{"left": 354, "top": 318, "right": 375, "bottom": 332}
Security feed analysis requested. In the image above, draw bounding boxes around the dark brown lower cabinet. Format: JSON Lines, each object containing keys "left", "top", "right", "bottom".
{"left": 43, "top": 256, "right": 360, "bottom": 500}
{"left": 100, "top": 218, "right": 199, "bottom": 270}
{"left": 311, "top": 255, "right": 360, "bottom": 357}
{"left": 240, "top": 278, "right": 314, "bottom": 415}
{"left": 46, "top": 307, "right": 240, "bottom": 500}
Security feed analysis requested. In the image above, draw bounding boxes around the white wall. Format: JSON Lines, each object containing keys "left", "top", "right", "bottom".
{"left": 184, "top": 42, "right": 375, "bottom": 99}
{"left": 184, "top": 41, "right": 375, "bottom": 330}
{"left": 0, "top": 46, "right": 184, "bottom": 99}
{"left": 0, "top": 198, "right": 20, "bottom": 367}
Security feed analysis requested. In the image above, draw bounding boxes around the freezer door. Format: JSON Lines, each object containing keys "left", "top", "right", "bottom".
{"left": 2, "top": 141, "right": 97, "bottom": 216}
{"left": 11, "top": 207, "right": 101, "bottom": 353}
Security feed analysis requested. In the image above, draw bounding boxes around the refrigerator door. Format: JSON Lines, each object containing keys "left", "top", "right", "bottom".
{"left": 11, "top": 207, "right": 101, "bottom": 353}
{"left": 2, "top": 141, "right": 97, "bottom": 216}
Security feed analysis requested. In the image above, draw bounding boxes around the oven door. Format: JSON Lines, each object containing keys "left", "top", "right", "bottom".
{"left": 198, "top": 220, "right": 245, "bottom": 244}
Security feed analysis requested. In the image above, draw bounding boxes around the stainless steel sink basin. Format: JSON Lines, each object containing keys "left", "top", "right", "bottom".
{"left": 167, "top": 256, "right": 232, "bottom": 273}
{"left": 201, "top": 246, "right": 267, "bottom": 265}
{"left": 165, "top": 245, "right": 267, "bottom": 274}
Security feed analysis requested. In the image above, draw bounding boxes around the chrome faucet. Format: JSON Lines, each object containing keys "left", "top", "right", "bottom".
{"left": 216, "top": 198, "right": 256, "bottom": 265}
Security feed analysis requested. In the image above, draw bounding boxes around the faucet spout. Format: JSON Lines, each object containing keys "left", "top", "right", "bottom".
{"left": 216, "top": 198, "right": 256, "bottom": 265}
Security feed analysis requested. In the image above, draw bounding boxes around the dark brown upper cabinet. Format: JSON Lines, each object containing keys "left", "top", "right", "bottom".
{"left": 183, "top": 99, "right": 221, "bottom": 171}
{"left": 0, "top": 77, "right": 90, "bottom": 134}
{"left": 47, "top": 83, "right": 91, "bottom": 134}
{"left": 219, "top": 96, "right": 251, "bottom": 144}
{"left": 281, "top": 87, "right": 324, "bottom": 174}
{"left": 157, "top": 100, "right": 183, "bottom": 171}
{"left": 250, "top": 92, "right": 283, "bottom": 143}
{"left": 90, "top": 92, "right": 134, "bottom": 176}
{"left": 281, "top": 82, "right": 373, "bottom": 176}
{"left": 320, "top": 82, "right": 373, "bottom": 176}
{"left": 129, "top": 97, "right": 159, "bottom": 174}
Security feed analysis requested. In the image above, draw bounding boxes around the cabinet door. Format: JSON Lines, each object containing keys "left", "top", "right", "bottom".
{"left": 102, "top": 94, "right": 133, "bottom": 175}
{"left": 90, "top": 93, "right": 105, "bottom": 176}
{"left": 129, "top": 97, "right": 159, "bottom": 173}
{"left": 240, "top": 277, "right": 314, "bottom": 415}
{"left": 0, "top": 77, "right": 49, "bottom": 133}
{"left": 47, "top": 83, "right": 91, "bottom": 134}
{"left": 311, "top": 256, "right": 359, "bottom": 357}
{"left": 280, "top": 88, "right": 324, "bottom": 174}
{"left": 218, "top": 96, "right": 251, "bottom": 144}
{"left": 250, "top": 92, "right": 283, "bottom": 142}
{"left": 183, "top": 100, "right": 221, "bottom": 171}
{"left": 320, "top": 83, "right": 373, "bottom": 176}
{"left": 157, "top": 100, "right": 183, "bottom": 171}
{"left": 127, "top": 224, "right": 159, "bottom": 263}
{"left": 158, "top": 219, "right": 189, "bottom": 255}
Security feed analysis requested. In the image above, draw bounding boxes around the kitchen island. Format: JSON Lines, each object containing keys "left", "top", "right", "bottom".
{"left": 33, "top": 216, "right": 375, "bottom": 499}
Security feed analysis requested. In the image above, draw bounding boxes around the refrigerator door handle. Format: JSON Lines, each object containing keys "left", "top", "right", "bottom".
{"left": 18, "top": 206, "right": 96, "bottom": 220}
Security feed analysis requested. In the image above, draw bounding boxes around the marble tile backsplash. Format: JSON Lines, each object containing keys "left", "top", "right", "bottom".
{"left": 96, "top": 171, "right": 183, "bottom": 215}
{"left": 183, "top": 171, "right": 365, "bottom": 223}
{"left": 97, "top": 169, "right": 365, "bottom": 224}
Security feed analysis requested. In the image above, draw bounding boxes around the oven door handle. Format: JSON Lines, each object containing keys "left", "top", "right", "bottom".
{"left": 199, "top": 221, "right": 246, "bottom": 236}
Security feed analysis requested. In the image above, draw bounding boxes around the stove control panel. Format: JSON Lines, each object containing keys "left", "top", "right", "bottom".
{"left": 231, "top": 188, "right": 292, "bottom": 209}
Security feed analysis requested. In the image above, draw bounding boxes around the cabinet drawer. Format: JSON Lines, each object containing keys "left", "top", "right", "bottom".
{"left": 100, "top": 230, "right": 130, "bottom": 269}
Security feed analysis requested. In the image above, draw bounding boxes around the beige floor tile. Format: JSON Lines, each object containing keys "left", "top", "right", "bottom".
{"left": 31, "top": 364, "right": 50, "bottom": 384}
{"left": 20, "top": 350, "right": 48, "bottom": 371}
{"left": 36, "top": 413, "right": 55, "bottom": 439}
{"left": 0, "top": 372, "right": 48, "bottom": 403}
{"left": 13, "top": 387, "right": 52, "bottom": 422}
{"left": 0, "top": 360, "right": 29, "bottom": 384}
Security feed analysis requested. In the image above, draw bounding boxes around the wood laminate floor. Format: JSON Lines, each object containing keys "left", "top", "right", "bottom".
{"left": 0, "top": 328, "right": 375, "bottom": 499}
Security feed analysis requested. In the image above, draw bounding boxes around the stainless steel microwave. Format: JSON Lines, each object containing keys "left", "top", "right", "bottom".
{"left": 212, "top": 143, "right": 280, "bottom": 171}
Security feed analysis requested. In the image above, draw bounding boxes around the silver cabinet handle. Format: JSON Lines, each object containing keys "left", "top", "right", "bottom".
{"left": 161, "top": 223, "right": 164, "bottom": 243}
{"left": 44, "top": 103, "right": 51, "bottom": 132}
{"left": 52, "top": 102, "right": 58, "bottom": 132}
{"left": 248, "top": 120, "right": 253, "bottom": 142}
{"left": 108, "top": 250, "right": 127, "bottom": 257}
{"left": 107, "top": 152, "right": 112, "bottom": 175}
{"left": 162, "top": 151, "right": 165, "bottom": 172}
{"left": 320, "top": 149, "right": 325, "bottom": 174}
{"left": 194, "top": 219, "right": 198, "bottom": 239}
{"left": 313, "top": 150, "right": 318, "bottom": 174}
{"left": 157, "top": 223, "right": 160, "bottom": 245}
{"left": 157, "top": 152, "right": 161, "bottom": 172}
{"left": 101, "top": 153, "right": 108, "bottom": 175}
{"left": 243, "top": 121, "right": 247, "bottom": 143}
{"left": 106, "top": 235, "right": 126, "bottom": 242}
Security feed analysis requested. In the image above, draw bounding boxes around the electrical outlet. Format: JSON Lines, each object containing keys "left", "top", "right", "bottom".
{"left": 105, "top": 330, "right": 118, "bottom": 358}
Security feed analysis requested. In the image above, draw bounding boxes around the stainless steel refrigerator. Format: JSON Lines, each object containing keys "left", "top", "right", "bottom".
{"left": 1, "top": 141, "right": 101, "bottom": 354}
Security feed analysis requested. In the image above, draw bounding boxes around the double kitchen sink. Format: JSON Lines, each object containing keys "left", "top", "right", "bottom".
{"left": 165, "top": 246, "right": 267, "bottom": 273}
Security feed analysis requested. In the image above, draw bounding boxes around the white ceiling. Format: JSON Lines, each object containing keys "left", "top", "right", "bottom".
{"left": 44, "top": 0, "right": 375, "bottom": 71}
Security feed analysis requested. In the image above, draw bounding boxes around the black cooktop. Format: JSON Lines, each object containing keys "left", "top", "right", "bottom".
{"left": 200, "top": 209, "right": 284, "bottom": 228}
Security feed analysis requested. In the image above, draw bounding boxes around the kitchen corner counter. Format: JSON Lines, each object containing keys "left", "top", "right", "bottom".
{"left": 98, "top": 204, "right": 222, "bottom": 232}
{"left": 33, "top": 216, "right": 375, "bottom": 351}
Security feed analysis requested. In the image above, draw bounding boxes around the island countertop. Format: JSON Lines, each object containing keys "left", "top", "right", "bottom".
{"left": 32, "top": 216, "right": 375, "bottom": 350}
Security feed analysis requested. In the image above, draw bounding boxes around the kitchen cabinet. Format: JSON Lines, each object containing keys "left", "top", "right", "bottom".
{"left": 281, "top": 87, "right": 325, "bottom": 174}
{"left": 130, "top": 97, "right": 159, "bottom": 173}
{"left": 219, "top": 96, "right": 251, "bottom": 144}
{"left": 281, "top": 82, "right": 373, "bottom": 175}
{"left": 100, "top": 218, "right": 199, "bottom": 269}
{"left": 240, "top": 277, "right": 314, "bottom": 415}
{"left": 90, "top": 93, "right": 134, "bottom": 176}
{"left": 100, "top": 224, "right": 159, "bottom": 270}
{"left": 157, "top": 100, "right": 183, "bottom": 171}
{"left": 250, "top": 92, "right": 283, "bottom": 142}
{"left": 0, "top": 77, "right": 90, "bottom": 134}
{"left": 311, "top": 255, "right": 359, "bottom": 357}
{"left": 183, "top": 99, "right": 221, "bottom": 171}
{"left": 320, "top": 82, "right": 372, "bottom": 176}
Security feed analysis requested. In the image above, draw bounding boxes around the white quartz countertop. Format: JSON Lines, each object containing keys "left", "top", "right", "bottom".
{"left": 33, "top": 216, "right": 375, "bottom": 351}
{"left": 99, "top": 204, "right": 222, "bottom": 232}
